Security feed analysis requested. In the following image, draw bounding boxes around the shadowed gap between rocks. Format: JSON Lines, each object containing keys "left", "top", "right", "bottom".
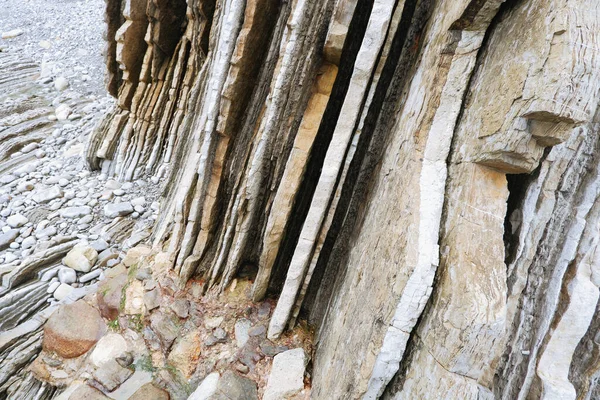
{"left": 262, "top": 0, "right": 377, "bottom": 298}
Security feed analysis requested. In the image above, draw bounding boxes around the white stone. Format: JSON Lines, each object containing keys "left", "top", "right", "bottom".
{"left": 53, "top": 283, "right": 74, "bottom": 300}
{"left": 263, "top": 348, "right": 307, "bottom": 400}
{"left": 187, "top": 372, "right": 220, "bottom": 400}
{"left": 1, "top": 29, "right": 23, "bottom": 39}
{"left": 32, "top": 186, "right": 63, "bottom": 204}
{"left": 55, "top": 104, "right": 72, "bottom": 121}
{"left": 21, "top": 236, "right": 36, "bottom": 250}
{"left": 47, "top": 281, "right": 60, "bottom": 294}
{"left": 54, "top": 76, "right": 69, "bottom": 91}
{"left": 63, "top": 243, "right": 98, "bottom": 273}
{"left": 7, "top": 214, "right": 28, "bottom": 228}
{"left": 58, "top": 267, "right": 77, "bottom": 284}
{"left": 89, "top": 333, "right": 128, "bottom": 367}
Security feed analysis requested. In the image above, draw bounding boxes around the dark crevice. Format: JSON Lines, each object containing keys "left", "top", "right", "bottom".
{"left": 503, "top": 171, "right": 536, "bottom": 267}
{"left": 264, "top": 0, "right": 376, "bottom": 296}
{"left": 305, "top": 0, "right": 433, "bottom": 334}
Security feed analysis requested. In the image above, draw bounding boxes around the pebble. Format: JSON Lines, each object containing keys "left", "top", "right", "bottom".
{"left": 7, "top": 214, "right": 28, "bottom": 228}
{"left": 21, "top": 236, "right": 36, "bottom": 250}
{"left": 40, "top": 268, "right": 59, "bottom": 282}
{"left": 47, "top": 281, "right": 60, "bottom": 294}
{"left": 1, "top": 29, "right": 24, "bottom": 39}
{"left": 53, "top": 283, "right": 74, "bottom": 300}
{"left": 79, "top": 269, "right": 101, "bottom": 283}
{"left": 58, "top": 267, "right": 77, "bottom": 284}
{"left": 55, "top": 104, "right": 72, "bottom": 121}
{"left": 54, "top": 76, "right": 69, "bottom": 91}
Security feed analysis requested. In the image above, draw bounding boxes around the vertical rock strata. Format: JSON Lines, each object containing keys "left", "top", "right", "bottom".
{"left": 80, "top": 0, "right": 600, "bottom": 398}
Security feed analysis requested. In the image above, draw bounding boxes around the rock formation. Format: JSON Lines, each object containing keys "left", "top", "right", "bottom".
{"left": 2, "top": 0, "right": 600, "bottom": 397}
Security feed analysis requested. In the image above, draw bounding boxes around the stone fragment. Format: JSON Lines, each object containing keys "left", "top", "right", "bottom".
{"left": 150, "top": 311, "right": 181, "bottom": 350}
{"left": 21, "top": 236, "right": 36, "bottom": 250}
{"left": 248, "top": 325, "right": 266, "bottom": 337}
{"left": 259, "top": 341, "right": 289, "bottom": 357}
{"left": 47, "top": 281, "right": 60, "bottom": 294}
{"left": 80, "top": 269, "right": 102, "bottom": 283}
{"left": 263, "top": 348, "right": 307, "bottom": 400}
{"left": 144, "top": 288, "right": 161, "bottom": 311}
{"left": 32, "top": 186, "right": 63, "bottom": 203}
{"left": 63, "top": 243, "right": 98, "bottom": 272}
{"left": 123, "top": 280, "right": 144, "bottom": 314}
{"left": 1, "top": 29, "right": 24, "bottom": 39}
{"left": 122, "top": 245, "right": 152, "bottom": 267}
{"left": 55, "top": 104, "right": 72, "bottom": 121}
{"left": 58, "top": 267, "right": 76, "bottom": 284}
{"left": 104, "top": 202, "right": 133, "bottom": 218}
{"left": 215, "top": 370, "right": 258, "bottom": 400}
{"left": 43, "top": 300, "right": 105, "bottom": 358}
{"left": 204, "top": 316, "right": 223, "bottom": 329}
{"left": 60, "top": 206, "right": 92, "bottom": 218}
{"left": 171, "top": 299, "right": 189, "bottom": 319}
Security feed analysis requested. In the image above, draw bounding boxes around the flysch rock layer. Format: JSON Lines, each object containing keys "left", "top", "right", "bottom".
{"left": 2, "top": 0, "right": 600, "bottom": 398}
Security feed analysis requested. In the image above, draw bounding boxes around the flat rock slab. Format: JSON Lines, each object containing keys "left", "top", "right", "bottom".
{"left": 43, "top": 300, "right": 106, "bottom": 358}
{"left": 60, "top": 206, "right": 92, "bottom": 219}
{"left": 104, "top": 202, "right": 133, "bottom": 218}
{"left": 263, "top": 348, "right": 307, "bottom": 400}
{"left": 92, "top": 358, "right": 134, "bottom": 392}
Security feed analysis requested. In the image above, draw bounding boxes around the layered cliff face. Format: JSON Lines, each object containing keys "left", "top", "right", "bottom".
{"left": 8, "top": 0, "right": 599, "bottom": 397}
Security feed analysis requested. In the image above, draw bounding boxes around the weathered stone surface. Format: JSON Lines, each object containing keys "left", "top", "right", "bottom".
{"left": 128, "top": 383, "right": 170, "bottom": 400}
{"left": 213, "top": 370, "right": 258, "bottom": 400}
{"left": 97, "top": 273, "right": 128, "bottom": 320}
{"left": 167, "top": 330, "right": 201, "bottom": 378}
{"left": 3, "top": 0, "right": 595, "bottom": 399}
{"left": 43, "top": 300, "right": 105, "bottom": 358}
{"left": 92, "top": 358, "right": 133, "bottom": 391}
{"left": 150, "top": 310, "right": 181, "bottom": 350}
